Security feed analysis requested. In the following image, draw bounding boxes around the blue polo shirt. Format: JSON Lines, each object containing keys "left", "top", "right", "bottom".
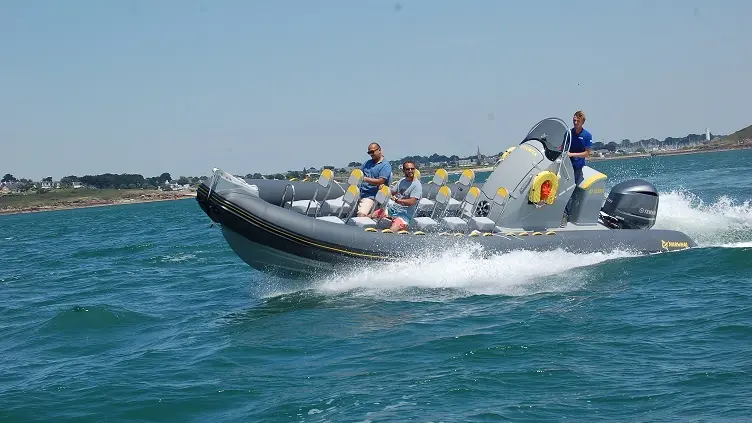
{"left": 569, "top": 127, "right": 593, "bottom": 169}
{"left": 359, "top": 158, "right": 392, "bottom": 198}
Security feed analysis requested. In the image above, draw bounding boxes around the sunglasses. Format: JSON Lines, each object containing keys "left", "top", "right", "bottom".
{"left": 403, "top": 167, "right": 415, "bottom": 171}
{"left": 367, "top": 149, "right": 378, "bottom": 154}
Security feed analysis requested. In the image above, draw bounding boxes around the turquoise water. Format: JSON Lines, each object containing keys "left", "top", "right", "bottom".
{"left": 2, "top": 149, "right": 751, "bottom": 422}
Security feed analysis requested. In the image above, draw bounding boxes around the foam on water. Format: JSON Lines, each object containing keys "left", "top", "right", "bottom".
{"left": 306, "top": 187, "right": 752, "bottom": 298}
{"left": 653, "top": 189, "right": 752, "bottom": 247}
{"left": 313, "top": 244, "right": 637, "bottom": 298}
{"left": 308, "top": 186, "right": 752, "bottom": 296}
{"left": 252, "top": 186, "right": 752, "bottom": 300}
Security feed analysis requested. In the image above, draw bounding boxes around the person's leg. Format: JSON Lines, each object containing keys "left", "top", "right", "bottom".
{"left": 370, "top": 206, "right": 388, "bottom": 220}
{"left": 564, "top": 167, "right": 584, "bottom": 221}
{"left": 574, "top": 166, "right": 584, "bottom": 186}
{"left": 357, "top": 198, "right": 375, "bottom": 217}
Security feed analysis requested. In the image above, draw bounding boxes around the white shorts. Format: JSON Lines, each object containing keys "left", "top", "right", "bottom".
{"left": 357, "top": 198, "right": 376, "bottom": 216}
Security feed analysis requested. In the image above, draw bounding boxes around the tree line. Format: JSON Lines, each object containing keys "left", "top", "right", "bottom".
{"left": 2, "top": 172, "right": 207, "bottom": 191}
{"left": 2, "top": 131, "right": 724, "bottom": 188}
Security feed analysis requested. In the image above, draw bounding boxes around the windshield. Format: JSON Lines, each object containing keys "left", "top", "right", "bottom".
{"left": 522, "top": 118, "right": 570, "bottom": 159}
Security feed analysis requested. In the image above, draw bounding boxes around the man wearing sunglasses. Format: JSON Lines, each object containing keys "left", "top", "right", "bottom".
{"left": 356, "top": 142, "right": 393, "bottom": 217}
{"left": 370, "top": 160, "right": 423, "bottom": 232}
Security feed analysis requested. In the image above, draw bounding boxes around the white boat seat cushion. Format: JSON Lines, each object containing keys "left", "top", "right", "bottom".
{"left": 321, "top": 198, "right": 350, "bottom": 216}
{"left": 469, "top": 216, "right": 496, "bottom": 232}
{"left": 316, "top": 215, "right": 345, "bottom": 224}
{"left": 417, "top": 197, "right": 435, "bottom": 212}
{"left": 347, "top": 216, "right": 377, "bottom": 229}
{"left": 289, "top": 199, "right": 319, "bottom": 215}
{"left": 442, "top": 216, "right": 468, "bottom": 232}
{"left": 446, "top": 197, "right": 462, "bottom": 212}
{"left": 412, "top": 216, "right": 438, "bottom": 230}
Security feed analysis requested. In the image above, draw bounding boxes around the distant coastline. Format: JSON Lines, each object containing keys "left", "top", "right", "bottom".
{"left": 0, "top": 189, "right": 196, "bottom": 216}
{"left": 590, "top": 144, "right": 752, "bottom": 163}
{"left": 3, "top": 144, "right": 750, "bottom": 217}
{"left": 431, "top": 144, "right": 752, "bottom": 175}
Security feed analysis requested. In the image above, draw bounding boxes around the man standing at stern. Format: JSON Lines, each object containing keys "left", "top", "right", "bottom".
{"left": 563, "top": 110, "right": 592, "bottom": 225}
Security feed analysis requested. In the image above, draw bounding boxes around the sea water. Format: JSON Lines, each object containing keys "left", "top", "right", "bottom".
{"left": 1, "top": 149, "right": 751, "bottom": 422}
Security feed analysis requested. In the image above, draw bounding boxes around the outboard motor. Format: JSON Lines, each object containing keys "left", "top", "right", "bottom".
{"left": 599, "top": 179, "right": 659, "bottom": 229}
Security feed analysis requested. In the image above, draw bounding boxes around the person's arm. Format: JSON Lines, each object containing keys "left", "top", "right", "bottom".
{"left": 363, "top": 163, "right": 389, "bottom": 186}
{"left": 394, "top": 196, "right": 418, "bottom": 206}
{"left": 569, "top": 150, "right": 590, "bottom": 158}
{"left": 569, "top": 133, "right": 592, "bottom": 158}
{"left": 393, "top": 183, "right": 422, "bottom": 206}
{"left": 359, "top": 162, "right": 381, "bottom": 186}
{"left": 363, "top": 175, "right": 385, "bottom": 186}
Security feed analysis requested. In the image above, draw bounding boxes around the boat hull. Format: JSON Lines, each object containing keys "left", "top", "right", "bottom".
{"left": 196, "top": 181, "right": 697, "bottom": 278}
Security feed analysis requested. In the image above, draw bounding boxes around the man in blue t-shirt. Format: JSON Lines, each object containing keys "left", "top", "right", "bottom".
{"left": 356, "top": 142, "right": 392, "bottom": 217}
{"left": 563, "top": 110, "right": 593, "bottom": 223}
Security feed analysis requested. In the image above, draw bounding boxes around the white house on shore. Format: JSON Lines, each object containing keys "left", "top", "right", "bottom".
{"left": 40, "top": 180, "right": 59, "bottom": 189}
{"left": 0, "top": 182, "right": 21, "bottom": 193}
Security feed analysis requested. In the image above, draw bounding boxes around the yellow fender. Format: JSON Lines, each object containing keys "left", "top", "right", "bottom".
{"left": 528, "top": 170, "right": 559, "bottom": 205}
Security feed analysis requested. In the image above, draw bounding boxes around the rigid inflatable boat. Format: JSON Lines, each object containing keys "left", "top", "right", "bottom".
{"left": 196, "top": 117, "right": 696, "bottom": 278}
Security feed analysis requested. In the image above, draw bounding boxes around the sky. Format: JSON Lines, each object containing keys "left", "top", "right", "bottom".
{"left": 2, "top": 0, "right": 751, "bottom": 180}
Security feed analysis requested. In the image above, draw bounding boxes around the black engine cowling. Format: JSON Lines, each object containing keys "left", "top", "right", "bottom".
{"left": 599, "top": 179, "right": 659, "bottom": 229}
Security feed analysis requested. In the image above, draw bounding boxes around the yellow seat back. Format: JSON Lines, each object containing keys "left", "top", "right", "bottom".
{"left": 343, "top": 184, "right": 360, "bottom": 205}
{"left": 375, "top": 184, "right": 391, "bottom": 206}
{"left": 347, "top": 168, "right": 364, "bottom": 186}
{"left": 493, "top": 187, "right": 508, "bottom": 206}
{"left": 466, "top": 186, "right": 480, "bottom": 205}
{"left": 435, "top": 185, "right": 452, "bottom": 205}
{"left": 458, "top": 169, "right": 475, "bottom": 187}
{"left": 317, "top": 169, "right": 334, "bottom": 188}
{"left": 432, "top": 168, "right": 448, "bottom": 186}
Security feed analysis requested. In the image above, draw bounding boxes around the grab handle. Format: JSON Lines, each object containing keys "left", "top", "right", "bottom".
{"left": 281, "top": 183, "right": 295, "bottom": 208}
